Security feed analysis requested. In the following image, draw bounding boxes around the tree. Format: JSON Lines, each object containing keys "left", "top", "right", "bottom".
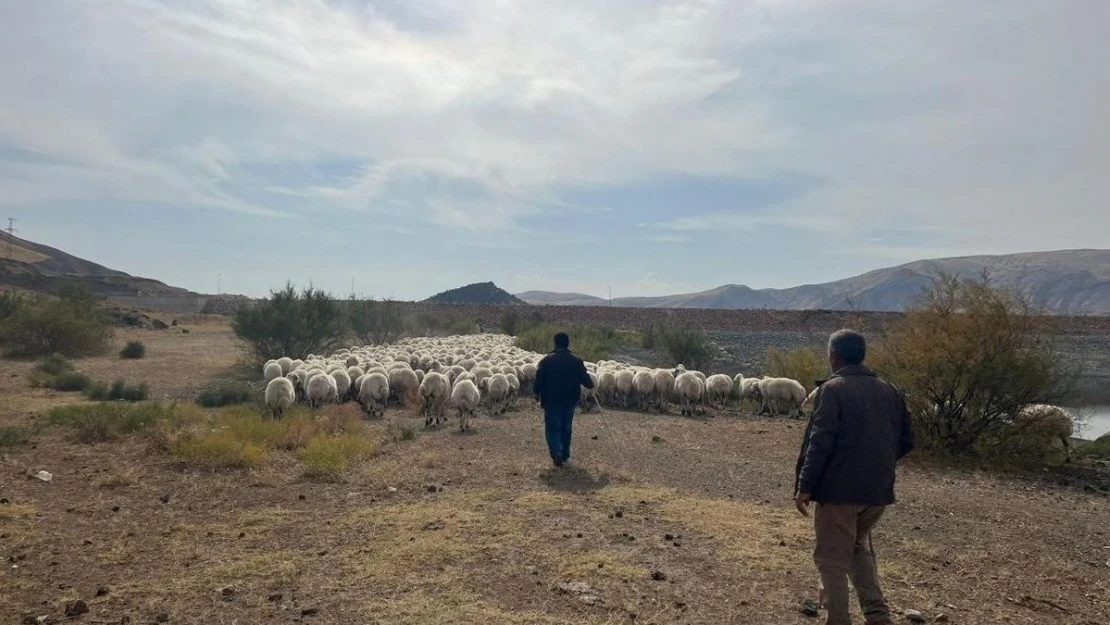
{"left": 232, "top": 284, "right": 345, "bottom": 363}
{"left": 0, "top": 288, "right": 113, "bottom": 358}
{"left": 870, "top": 273, "right": 1076, "bottom": 456}
{"left": 347, "top": 297, "right": 405, "bottom": 345}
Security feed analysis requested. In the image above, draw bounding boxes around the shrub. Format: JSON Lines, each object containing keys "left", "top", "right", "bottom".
{"left": 119, "top": 341, "right": 146, "bottom": 359}
{"left": 49, "top": 371, "right": 92, "bottom": 392}
{"left": 0, "top": 425, "right": 30, "bottom": 447}
{"left": 170, "top": 431, "right": 268, "bottom": 469}
{"left": 515, "top": 324, "right": 629, "bottom": 362}
{"left": 35, "top": 354, "right": 74, "bottom": 376}
{"left": 232, "top": 284, "right": 346, "bottom": 363}
{"left": 347, "top": 297, "right": 405, "bottom": 345}
{"left": 297, "top": 433, "right": 377, "bottom": 476}
{"left": 869, "top": 274, "right": 1077, "bottom": 457}
{"left": 764, "top": 347, "right": 826, "bottom": 392}
{"left": 84, "top": 379, "right": 149, "bottom": 402}
{"left": 0, "top": 290, "right": 113, "bottom": 358}
{"left": 0, "top": 291, "right": 22, "bottom": 321}
{"left": 196, "top": 382, "right": 254, "bottom": 408}
{"left": 1079, "top": 433, "right": 1110, "bottom": 460}
{"left": 652, "top": 325, "right": 714, "bottom": 370}
{"left": 47, "top": 402, "right": 173, "bottom": 443}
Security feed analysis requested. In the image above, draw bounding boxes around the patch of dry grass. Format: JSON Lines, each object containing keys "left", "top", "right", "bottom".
{"left": 361, "top": 587, "right": 580, "bottom": 625}
{"left": 297, "top": 433, "right": 377, "bottom": 476}
{"left": 0, "top": 503, "right": 36, "bottom": 520}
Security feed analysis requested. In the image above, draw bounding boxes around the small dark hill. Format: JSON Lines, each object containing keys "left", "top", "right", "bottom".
{"left": 424, "top": 282, "right": 526, "bottom": 305}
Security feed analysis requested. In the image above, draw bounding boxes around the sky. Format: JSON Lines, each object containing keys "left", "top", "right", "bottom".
{"left": 1, "top": 0, "right": 1108, "bottom": 300}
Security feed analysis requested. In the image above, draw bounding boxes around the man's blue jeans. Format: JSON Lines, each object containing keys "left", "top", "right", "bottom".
{"left": 544, "top": 401, "right": 576, "bottom": 465}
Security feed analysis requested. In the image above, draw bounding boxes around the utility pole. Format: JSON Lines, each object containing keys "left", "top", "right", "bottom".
{"left": 217, "top": 273, "right": 222, "bottom": 296}
{"left": 5, "top": 217, "right": 16, "bottom": 259}
{"left": 607, "top": 284, "right": 612, "bottom": 307}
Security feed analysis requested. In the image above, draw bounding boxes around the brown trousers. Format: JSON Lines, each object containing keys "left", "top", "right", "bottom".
{"left": 813, "top": 503, "right": 890, "bottom": 625}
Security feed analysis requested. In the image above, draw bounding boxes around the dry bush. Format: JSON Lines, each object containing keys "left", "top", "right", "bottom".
{"left": 170, "top": 431, "right": 268, "bottom": 469}
{"left": 297, "top": 433, "right": 377, "bottom": 476}
{"left": 869, "top": 273, "right": 1077, "bottom": 458}
{"left": 763, "top": 347, "right": 826, "bottom": 391}
{"left": 47, "top": 402, "right": 175, "bottom": 443}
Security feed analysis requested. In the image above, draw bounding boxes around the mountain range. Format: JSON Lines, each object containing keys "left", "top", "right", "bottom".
{"left": 516, "top": 249, "right": 1110, "bottom": 315}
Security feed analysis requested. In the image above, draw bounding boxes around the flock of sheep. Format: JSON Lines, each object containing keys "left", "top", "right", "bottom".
{"left": 260, "top": 334, "right": 809, "bottom": 431}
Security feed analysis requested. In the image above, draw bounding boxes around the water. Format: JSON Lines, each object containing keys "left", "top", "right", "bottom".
{"left": 1079, "top": 406, "right": 1110, "bottom": 440}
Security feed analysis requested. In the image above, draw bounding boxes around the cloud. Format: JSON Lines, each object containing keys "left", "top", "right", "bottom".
{"left": 0, "top": 0, "right": 1106, "bottom": 298}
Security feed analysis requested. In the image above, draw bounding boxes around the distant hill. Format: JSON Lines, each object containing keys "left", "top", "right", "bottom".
{"left": 517, "top": 250, "right": 1110, "bottom": 315}
{"left": 0, "top": 231, "right": 197, "bottom": 298}
{"left": 424, "top": 282, "right": 526, "bottom": 305}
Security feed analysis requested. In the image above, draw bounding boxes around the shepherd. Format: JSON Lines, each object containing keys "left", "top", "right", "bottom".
{"left": 533, "top": 332, "right": 595, "bottom": 468}
{"left": 795, "top": 329, "right": 915, "bottom": 625}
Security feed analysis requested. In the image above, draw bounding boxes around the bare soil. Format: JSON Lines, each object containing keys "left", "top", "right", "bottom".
{"left": 1, "top": 325, "right": 1108, "bottom": 625}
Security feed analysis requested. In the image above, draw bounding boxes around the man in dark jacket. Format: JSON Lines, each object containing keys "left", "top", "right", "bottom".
{"left": 533, "top": 332, "right": 594, "bottom": 468}
{"left": 795, "top": 329, "right": 914, "bottom": 625}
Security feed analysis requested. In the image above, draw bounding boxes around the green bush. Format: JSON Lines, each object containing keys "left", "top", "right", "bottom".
{"left": 84, "top": 379, "right": 149, "bottom": 402}
{"left": 233, "top": 284, "right": 346, "bottom": 363}
{"left": 49, "top": 371, "right": 92, "bottom": 392}
{"left": 0, "top": 425, "right": 30, "bottom": 448}
{"left": 0, "top": 291, "right": 22, "bottom": 321}
{"left": 651, "top": 325, "right": 714, "bottom": 370}
{"left": 1079, "top": 433, "right": 1110, "bottom": 460}
{"left": 347, "top": 297, "right": 405, "bottom": 345}
{"left": 515, "top": 324, "right": 629, "bottom": 362}
{"left": 47, "top": 402, "right": 173, "bottom": 443}
{"left": 0, "top": 289, "right": 113, "bottom": 358}
{"left": 119, "top": 341, "right": 146, "bottom": 359}
{"left": 869, "top": 274, "right": 1077, "bottom": 457}
{"left": 35, "top": 354, "right": 74, "bottom": 376}
{"left": 196, "top": 382, "right": 255, "bottom": 408}
{"left": 764, "top": 347, "right": 826, "bottom": 392}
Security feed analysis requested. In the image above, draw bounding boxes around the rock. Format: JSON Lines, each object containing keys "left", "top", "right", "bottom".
{"left": 614, "top": 509, "right": 624, "bottom": 518}
{"left": 936, "top": 614, "right": 949, "bottom": 623}
{"left": 555, "top": 581, "right": 593, "bottom": 596}
{"left": 664, "top": 533, "right": 674, "bottom": 541}
{"left": 800, "top": 599, "right": 820, "bottom": 617}
{"left": 301, "top": 608, "right": 318, "bottom": 616}
{"left": 96, "top": 586, "right": 110, "bottom": 597}
{"left": 779, "top": 540, "right": 787, "bottom": 546}
{"left": 590, "top": 435, "right": 598, "bottom": 440}
{"left": 158, "top": 494, "right": 171, "bottom": 504}
{"left": 268, "top": 593, "right": 283, "bottom": 602}
{"left": 219, "top": 587, "right": 235, "bottom": 601}
{"left": 905, "top": 609, "right": 927, "bottom": 622}
{"left": 64, "top": 601, "right": 89, "bottom": 617}
{"left": 152, "top": 319, "right": 169, "bottom": 330}
{"left": 387, "top": 487, "right": 398, "bottom": 493}
{"left": 299, "top": 494, "right": 306, "bottom": 500}
{"left": 426, "top": 484, "right": 439, "bottom": 493}
{"left": 155, "top": 612, "right": 169, "bottom": 623}
{"left": 650, "top": 570, "right": 667, "bottom": 581}
{"left": 579, "top": 594, "right": 602, "bottom": 606}
{"left": 423, "top": 520, "right": 445, "bottom": 531}
{"left": 237, "top": 532, "right": 245, "bottom": 539}
{"left": 651, "top": 435, "right": 664, "bottom": 443}
{"left": 111, "top": 505, "right": 120, "bottom": 512}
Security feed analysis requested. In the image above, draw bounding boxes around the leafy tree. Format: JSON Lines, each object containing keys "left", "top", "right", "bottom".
{"left": 233, "top": 284, "right": 346, "bottom": 363}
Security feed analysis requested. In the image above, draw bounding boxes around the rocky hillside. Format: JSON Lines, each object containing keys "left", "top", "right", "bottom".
{"left": 0, "top": 231, "right": 196, "bottom": 298}
{"left": 518, "top": 249, "right": 1110, "bottom": 315}
{"left": 424, "top": 282, "right": 526, "bottom": 305}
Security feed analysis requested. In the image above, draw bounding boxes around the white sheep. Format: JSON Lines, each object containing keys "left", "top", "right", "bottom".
{"left": 614, "top": 370, "right": 635, "bottom": 408}
{"left": 674, "top": 372, "right": 705, "bottom": 417}
{"left": 757, "top": 377, "right": 807, "bottom": 418}
{"left": 1013, "top": 404, "right": 1075, "bottom": 461}
{"left": 419, "top": 372, "right": 451, "bottom": 427}
{"left": 486, "top": 373, "right": 512, "bottom": 415}
{"left": 357, "top": 372, "right": 390, "bottom": 417}
{"left": 306, "top": 373, "right": 333, "bottom": 408}
{"left": 388, "top": 367, "right": 419, "bottom": 406}
{"left": 705, "top": 374, "right": 733, "bottom": 409}
{"left": 579, "top": 371, "right": 603, "bottom": 413}
{"left": 632, "top": 370, "right": 656, "bottom": 411}
{"left": 264, "top": 377, "right": 295, "bottom": 418}
{"left": 451, "top": 379, "right": 481, "bottom": 432}
{"left": 597, "top": 370, "right": 617, "bottom": 406}
{"left": 652, "top": 369, "right": 675, "bottom": 412}
{"left": 331, "top": 369, "right": 352, "bottom": 403}
{"left": 277, "top": 357, "right": 294, "bottom": 375}
{"left": 263, "top": 361, "right": 284, "bottom": 383}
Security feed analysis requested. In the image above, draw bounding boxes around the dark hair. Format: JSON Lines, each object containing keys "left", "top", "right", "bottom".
{"left": 553, "top": 332, "right": 570, "bottom": 349}
{"left": 828, "top": 329, "right": 866, "bottom": 365}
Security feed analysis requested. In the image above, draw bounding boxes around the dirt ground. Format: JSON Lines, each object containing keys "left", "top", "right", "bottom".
{"left": 1, "top": 325, "right": 1108, "bottom": 625}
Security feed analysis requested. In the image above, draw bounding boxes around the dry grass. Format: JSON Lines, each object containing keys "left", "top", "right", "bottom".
{"left": 0, "top": 502, "right": 37, "bottom": 520}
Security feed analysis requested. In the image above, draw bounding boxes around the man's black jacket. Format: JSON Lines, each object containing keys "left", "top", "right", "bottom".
{"left": 534, "top": 348, "right": 594, "bottom": 406}
{"left": 795, "top": 365, "right": 914, "bottom": 506}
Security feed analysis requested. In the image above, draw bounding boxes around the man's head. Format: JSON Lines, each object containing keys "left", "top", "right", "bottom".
{"left": 553, "top": 332, "right": 570, "bottom": 350}
{"left": 827, "top": 329, "right": 866, "bottom": 372}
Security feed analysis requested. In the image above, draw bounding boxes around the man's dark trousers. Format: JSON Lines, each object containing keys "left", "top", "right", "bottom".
{"left": 544, "top": 401, "right": 576, "bottom": 465}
